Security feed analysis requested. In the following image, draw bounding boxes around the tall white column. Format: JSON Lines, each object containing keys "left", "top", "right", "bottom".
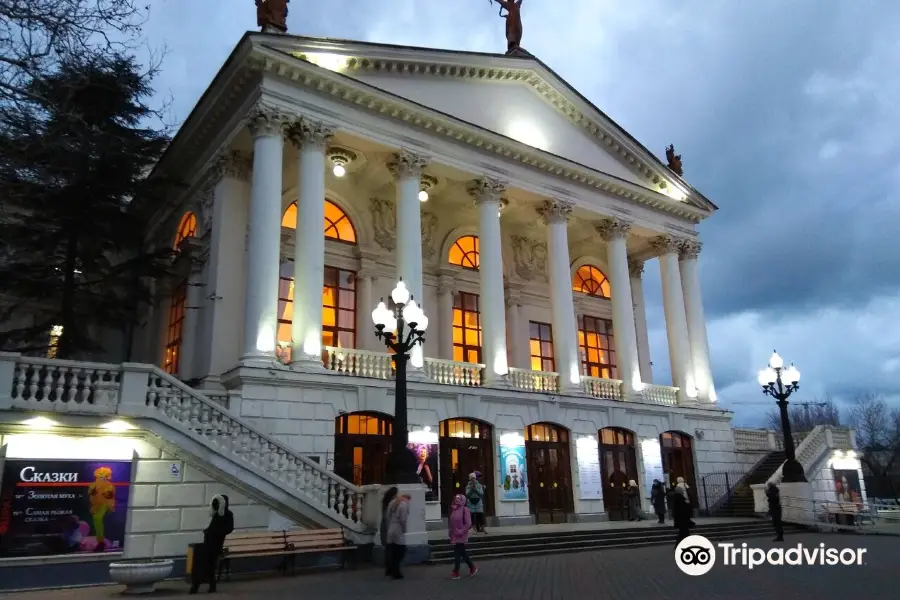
{"left": 539, "top": 199, "right": 581, "bottom": 392}
{"left": 178, "top": 249, "right": 205, "bottom": 380}
{"left": 597, "top": 219, "right": 642, "bottom": 396}
{"left": 389, "top": 150, "right": 430, "bottom": 368}
{"left": 651, "top": 236, "right": 696, "bottom": 405}
{"left": 242, "top": 107, "right": 289, "bottom": 362}
{"left": 628, "top": 259, "right": 653, "bottom": 385}
{"left": 679, "top": 240, "right": 716, "bottom": 403}
{"left": 469, "top": 178, "right": 509, "bottom": 384}
{"left": 437, "top": 275, "right": 455, "bottom": 360}
{"left": 505, "top": 289, "right": 526, "bottom": 369}
{"left": 288, "top": 119, "right": 333, "bottom": 367}
{"left": 355, "top": 270, "right": 376, "bottom": 352}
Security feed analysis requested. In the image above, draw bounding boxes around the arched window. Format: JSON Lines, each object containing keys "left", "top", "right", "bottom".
{"left": 281, "top": 199, "right": 357, "bottom": 244}
{"left": 165, "top": 211, "right": 197, "bottom": 374}
{"left": 448, "top": 235, "right": 479, "bottom": 270}
{"left": 573, "top": 265, "right": 610, "bottom": 298}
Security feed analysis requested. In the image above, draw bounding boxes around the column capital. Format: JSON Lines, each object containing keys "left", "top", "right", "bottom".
{"left": 437, "top": 274, "right": 457, "bottom": 296}
{"left": 388, "top": 149, "right": 430, "bottom": 178}
{"left": 679, "top": 239, "right": 703, "bottom": 260}
{"left": 538, "top": 198, "right": 574, "bottom": 225}
{"left": 287, "top": 118, "right": 335, "bottom": 151}
{"left": 467, "top": 177, "right": 507, "bottom": 204}
{"left": 627, "top": 258, "right": 645, "bottom": 279}
{"left": 247, "top": 104, "right": 292, "bottom": 138}
{"left": 596, "top": 218, "right": 633, "bottom": 241}
{"left": 209, "top": 150, "right": 252, "bottom": 185}
{"left": 355, "top": 269, "right": 378, "bottom": 282}
{"left": 650, "top": 235, "right": 684, "bottom": 256}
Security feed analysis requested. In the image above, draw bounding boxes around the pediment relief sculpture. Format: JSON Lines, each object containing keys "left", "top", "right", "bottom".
{"left": 510, "top": 235, "right": 548, "bottom": 281}
{"left": 369, "top": 196, "right": 396, "bottom": 251}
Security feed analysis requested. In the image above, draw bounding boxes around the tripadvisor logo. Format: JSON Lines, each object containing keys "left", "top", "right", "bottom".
{"left": 674, "top": 535, "right": 867, "bottom": 576}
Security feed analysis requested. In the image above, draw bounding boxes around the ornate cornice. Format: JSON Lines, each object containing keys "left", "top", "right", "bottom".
{"left": 246, "top": 103, "right": 292, "bottom": 138}
{"left": 596, "top": 218, "right": 632, "bottom": 242}
{"left": 538, "top": 198, "right": 573, "bottom": 225}
{"left": 388, "top": 149, "right": 430, "bottom": 179}
{"left": 287, "top": 118, "right": 334, "bottom": 150}
{"left": 649, "top": 235, "right": 683, "bottom": 256}
{"left": 627, "top": 258, "right": 644, "bottom": 279}
{"left": 679, "top": 239, "right": 702, "bottom": 260}
{"left": 467, "top": 177, "right": 507, "bottom": 205}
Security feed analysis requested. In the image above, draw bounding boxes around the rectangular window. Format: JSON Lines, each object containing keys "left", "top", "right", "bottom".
{"left": 578, "top": 314, "right": 617, "bottom": 379}
{"left": 277, "top": 265, "right": 357, "bottom": 363}
{"left": 529, "top": 321, "right": 555, "bottom": 372}
{"left": 164, "top": 280, "right": 188, "bottom": 374}
{"left": 452, "top": 291, "right": 482, "bottom": 364}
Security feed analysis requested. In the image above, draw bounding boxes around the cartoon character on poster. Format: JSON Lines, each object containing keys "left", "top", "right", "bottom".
{"left": 500, "top": 443, "right": 527, "bottom": 500}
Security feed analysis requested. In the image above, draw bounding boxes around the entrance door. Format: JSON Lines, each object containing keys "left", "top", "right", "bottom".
{"left": 660, "top": 431, "right": 698, "bottom": 507}
{"left": 439, "top": 419, "right": 495, "bottom": 517}
{"left": 333, "top": 412, "right": 393, "bottom": 486}
{"left": 525, "top": 423, "right": 574, "bottom": 524}
{"left": 599, "top": 427, "right": 639, "bottom": 521}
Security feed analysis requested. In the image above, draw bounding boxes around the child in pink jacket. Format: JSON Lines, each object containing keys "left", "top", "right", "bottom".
{"left": 448, "top": 493, "right": 478, "bottom": 579}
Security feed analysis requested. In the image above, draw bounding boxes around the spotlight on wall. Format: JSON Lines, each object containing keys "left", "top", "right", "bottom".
{"left": 419, "top": 174, "right": 438, "bottom": 202}
{"left": 327, "top": 147, "right": 357, "bottom": 178}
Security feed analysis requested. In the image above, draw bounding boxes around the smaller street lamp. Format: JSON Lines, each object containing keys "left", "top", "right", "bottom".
{"left": 372, "top": 279, "right": 429, "bottom": 484}
{"left": 758, "top": 350, "right": 806, "bottom": 483}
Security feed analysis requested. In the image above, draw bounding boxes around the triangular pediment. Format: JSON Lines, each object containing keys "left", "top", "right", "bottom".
{"left": 251, "top": 34, "right": 715, "bottom": 213}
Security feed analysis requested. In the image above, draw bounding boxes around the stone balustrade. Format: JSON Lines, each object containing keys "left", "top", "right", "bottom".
{"left": 581, "top": 376, "right": 624, "bottom": 401}
{"left": 640, "top": 384, "right": 679, "bottom": 406}
{"left": 507, "top": 367, "right": 559, "bottom": 393}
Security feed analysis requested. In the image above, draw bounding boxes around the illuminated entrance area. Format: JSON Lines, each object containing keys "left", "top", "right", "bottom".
{"left": 438, "top": 418, "right": 494, "bottom": 517}
{"left": 333, "top": 412, "right": 392, "bottom": 486}
{"left": 525, "top": 423, "right": 573, "bottom": 524}
{"left": 660, "top": 430, "right": 698, "bottom": 506}
{"left": 599, "top": 427, "right": 639, "bottom": 521}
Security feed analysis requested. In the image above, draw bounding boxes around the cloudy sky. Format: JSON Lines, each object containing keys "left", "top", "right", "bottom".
{"left": 141, "top": 0, "right": 899, "bottom": 426}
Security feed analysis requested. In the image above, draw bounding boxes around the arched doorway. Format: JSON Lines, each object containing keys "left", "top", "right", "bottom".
{"left": 525, "top": 423, "right": 574, "bottom": 524}
{"left": 599, "top": 427, "right": 639, "bottom": 521}
{"left": 334, "top": 412, "right": 393, "bottom": 486}
{"left": 660, "top": 431, "right": 698, "bottom": 507}
{"left": 439, "top": 418, "right": 495, "bottom": 517}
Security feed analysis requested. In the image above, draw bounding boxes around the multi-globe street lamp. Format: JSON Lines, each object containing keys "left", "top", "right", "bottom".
{"left": 371, "top": 279, "right": 428, "bottom": 483}
{"left": 758, "top": 350, "right": 806, "bottom": 483}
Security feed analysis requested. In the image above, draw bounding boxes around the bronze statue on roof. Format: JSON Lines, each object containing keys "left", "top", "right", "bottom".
{"left": 491, "top": 0, "right": 524, "bottom": 54}
{"left": 666, "top": 144, "right": 683, "bottom": 176}
{"left": 256, "top": 0, "right": 289, "bottom": 33}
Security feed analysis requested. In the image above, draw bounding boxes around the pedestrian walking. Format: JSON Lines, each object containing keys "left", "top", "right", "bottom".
{"left": 651, "top": 479, "right": 667, "bottom": 524}
{"left": 189, "top": 494, "right": 234, "bottom": 594}
{"left": 385, "top": 490, "right": 410, "bottom": 579}
{"left": 465, "top": 472, "right": 486, "bottom": 533}
{"left": 672, "top": 478, "right": 694, "bottom": 545}
{"left": 766, "top": 482, "right": 784, "bottom": 542}
{"left": 626, "top": 480, "right": 642, "bottom": 521}
{"left": 448, "top": 493, "right": 478, "bottom": 579}
{"left": 380, "top": 486, "right": 398, "bottom": 577}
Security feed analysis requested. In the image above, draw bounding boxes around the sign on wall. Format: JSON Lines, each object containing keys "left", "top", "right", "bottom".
{"left": 0, "top": 459, "right": 133, "bottom": 558}
{"left": 575, "top": 437, "right": 602, "bottom": 500}
{"left": 407, "top": 442, "right": 439, "bottom": 502}
{"left": 640, "top": 438, "right": 664, "bottom": 497}
{"left": 499, "top": 435, "right": 528, "bottom": 501}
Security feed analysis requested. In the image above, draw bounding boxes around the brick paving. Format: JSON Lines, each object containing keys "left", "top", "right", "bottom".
{"left": 3, "top": 532, "right": 894, "bottom": 600}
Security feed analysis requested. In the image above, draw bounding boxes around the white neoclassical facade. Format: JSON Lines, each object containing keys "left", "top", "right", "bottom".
{"left": 132, "top": 32, "right": 741, "bottom": 524}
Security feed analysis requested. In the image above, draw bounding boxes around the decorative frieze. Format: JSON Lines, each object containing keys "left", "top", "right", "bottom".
{"left": 467, "top": 177, "right": 507, "bottom": 204}
{"left": 679, "top": 239, "right": 702, "bottom": 260}
{"left": 538, "top": 198, "right": 574, "bottom": 225}
{"left": 369, "top": 197, "right": 396, "bottom": 251}
{"left": 287, "top": 118, "right": 334, "bottom": 150}
{"left": 596, "top": 218, "right": 633, "bottom": 241}
{"left": 510, "top": 235, "right": 548, "bottom": 281}
{"left": 388, "top": 149, "right": 430, "bottom": 179}
{"left": 650, "top": 235, "right": 683, "bottom": 256}
{"left": 246, "top": 104, "right": 292, "bottom": 138}
{"left": 627, "top": 258, "right": 645, "bottom": 279}
{"left": 421, "top": 212, "right": 438, "bottom": 260}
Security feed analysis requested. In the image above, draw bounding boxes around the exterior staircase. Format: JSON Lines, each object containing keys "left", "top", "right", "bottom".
{"left": 0, "top": 354, "right": 373, "bottom": 537}
{"left": 719, "top": 451, "right": 787, "bottom": 517}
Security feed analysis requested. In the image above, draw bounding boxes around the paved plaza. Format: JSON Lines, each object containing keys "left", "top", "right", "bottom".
{"left": 2, "top": 532, "right": 893, "bottom": 600}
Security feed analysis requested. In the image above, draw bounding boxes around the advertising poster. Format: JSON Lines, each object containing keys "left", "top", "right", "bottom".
{"left": 0, "top": 459, "right": 133, "bottom": 558}
{"left": 499, "top": 443, "right": 528, "bottom": 501}
{"left": 833, "top": 469, "right": 863, "bottom": 504}
{"left": 640, "top": 438, "right": 664, "bottom": 498}
{"left": 575, "top": 438, "right": 602, "bottom": 500}
{"left": 407, "top": 442, "right": 439, "bottom": 502}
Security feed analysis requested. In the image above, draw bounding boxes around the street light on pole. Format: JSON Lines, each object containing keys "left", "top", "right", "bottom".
{"left": 758, "top": 350, "right": 806, "bottom": 483}
{"left": 372, "top": 279, "right": 429, "bottom": 484}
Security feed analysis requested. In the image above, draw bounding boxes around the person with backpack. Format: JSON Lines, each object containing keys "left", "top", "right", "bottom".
{"left": 448, "top": 493, "right": 478, "bottom": 579}
{"left": 465, "top": 472, "right": 486, "bottom": 533}
{"left": 190, "top": 494, "right": 234, "bottom": 594}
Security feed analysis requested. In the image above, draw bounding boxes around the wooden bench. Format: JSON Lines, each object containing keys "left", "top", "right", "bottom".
{"left": 218, "top": 528, "right": 356, "bottom": 580}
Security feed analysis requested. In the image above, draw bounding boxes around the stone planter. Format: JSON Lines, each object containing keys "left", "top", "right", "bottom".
{"left": 109, "top": 559, "right": 174, "bottom": 595}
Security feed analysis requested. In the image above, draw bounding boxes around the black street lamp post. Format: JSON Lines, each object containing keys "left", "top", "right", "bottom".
{"left": 372, "top": 279, "right": 428, "bottom": 484}
{"left": 758, "top": 350, "right": 806, "bottom": 483}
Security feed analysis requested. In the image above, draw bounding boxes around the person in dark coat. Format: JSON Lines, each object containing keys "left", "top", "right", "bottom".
{"left": 651, "top": 479, "right": 667, "bottom": 524}
{"left": 625, "top": 480, "right": 642, "bottom": 521}
{"left": 380, "top": 486, "right": 398, "bottom": 576}
{"left": 190, "top": 494, "right": 234, "bottom": 594}
{"left": 766, "top": 482, "right": 784, "bottom": 542}
{"left": 672, "top": 481, "right": 694, "bottom": 545}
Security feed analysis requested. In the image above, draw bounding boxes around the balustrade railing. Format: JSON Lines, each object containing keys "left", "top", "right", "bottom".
{"left": 508, "top": 367, "right": 559, "bottom": 393}
{"left": 733, "top": 428, "right": 774, "bottom": 451}
{"left": 323, "top": 346, "right": 392, "bottom": 379}
{"left": 640, "top": 384, "right": 678, "bottom": 406}
{"left": 581, "top": 376, "right": 623, "bottom": 400}
{"left": 423, "top": 358, "right": 482, "bottom": 386}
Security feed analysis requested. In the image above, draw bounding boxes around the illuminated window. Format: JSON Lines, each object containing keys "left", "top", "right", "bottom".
{"left": 578, "top": 315, "right": 617, "bottom": 379}
{"left": 572, "top": 265, "right": 610, "bottom": 298}
{"left": 281, "top": 199, "right": 357, "bottom": 244}
{"left": 47, "top": 325, "right": 63, "bottom": 358}
{"left": 173, "top": 212, "right": 197, "bottom": 250}
{"left": 452, "top": 292, "right": 482, "bottom": 363}
{"left": 448, "top": 235, "right": 479, "bottom": 270}
{"left": 277, "top": 265, "right": 357, "bottom": 362}
{"left": 164, "top": 281, "right": 187, "bottom": 374}
{"left": 529, "top": 321, "right": 554, "bottom": 372}
{"left": 525, "top": 423, "right": 568, "bottom": 443}
{"left": 335, "top": 412, "right": 393, "bottom": 435}
{"left": 600, "top": 427, "right": 633, "bottom": 446}
{"left": 440, "top": 418, "right": 491, "bottom": 439}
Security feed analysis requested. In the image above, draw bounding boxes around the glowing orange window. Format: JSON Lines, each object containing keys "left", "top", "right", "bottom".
{"left": 452, "top": 292, "right": 482, "bottom": 363}
{"left": 448, "top": 235, "right": 479, "bottom": 270}
{"left": 173, "top": 212, "right": 197, "bottom": 250}
{"left": 572, "top": 265, "right": 611, "bottom": 298}
{"left": 281, "top": 200, "right": 357, "bottom": 244}
{"left": 578, "top": 314, "right": 617, "bottom": 379}
{"left": 164, "top": 211, "right": 197, "bottom": 374}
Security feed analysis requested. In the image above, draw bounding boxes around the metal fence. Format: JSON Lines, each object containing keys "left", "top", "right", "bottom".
{"left": 700, "top": 469, "right": 750, "bottom": 516}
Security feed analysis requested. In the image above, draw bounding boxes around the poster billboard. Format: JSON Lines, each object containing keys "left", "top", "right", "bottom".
{"left": 0, "top": 459, "right": 133, "bottom": 557}
{"left": 499, "top": 442, "right": 528, "bottom": 501}
{"left": 407, "top": 442, "right": 439, "bottom": 502}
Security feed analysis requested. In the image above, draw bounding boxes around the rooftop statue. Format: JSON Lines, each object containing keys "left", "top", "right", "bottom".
{"left": 491, "top": 0, "right": 524, "bottom": 54}
{"left": 665, "top": 144, "right": 683, "bottom": 176}
{"left": 256, "top": 0, "right": 289, "bottom": 33}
